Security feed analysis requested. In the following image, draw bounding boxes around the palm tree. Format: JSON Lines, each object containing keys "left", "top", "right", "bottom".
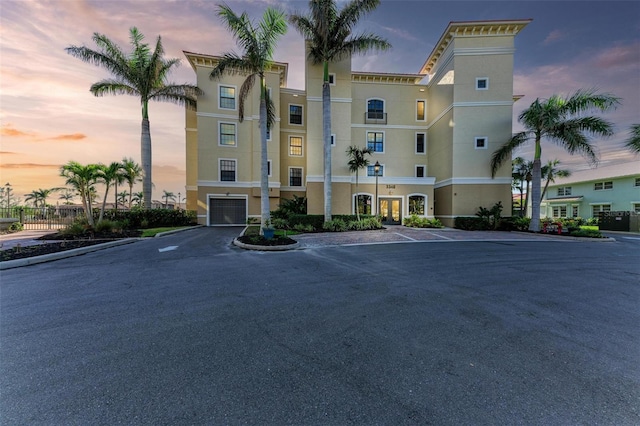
{"left": 66, "top": 28, "right": 201, "bottom": 210}
{"left": 210, "top": 4, "right": 287, "bottom": 232}
{"left": 540, "top": 159, "right": 571, "bottom": 202}
{"left": 491, "top": 89, "right": 619, "bottom": 231}
{"left": 117, "top": 191, "right": 128, "bottom": 207}
{"left": 512, "top": 157, "right": 533, "bottom": 217}
{"left": 97, "top": 162, "right": 124, "bottom": 222}
{"left": 346, "top": 145, "right": 373, "bottom": 220}
{"left": 132, "top": 191, "right": 144, "bottom": 207}
{"left": 290, "top": 0, "right": 391, "bottom": 223}
{"left": 59, "top": 190, "right": 76, "bottom": 205}
{"left": 25, "top": 188, "right": 59, "bottom": 208}
{"left": 24, "top": 190, "right": 43, "bottom": 208}
{"left": 121, "top": 157, "right": 143, "bottom": 208}
{"left": 625, "top": 124, "right": 640, "bottom": 153}
{"left": 162, "top": 190, "right": 176, "bottom": 208}
{"left": 60, "top": 161, "right": 100, "bottom": 226}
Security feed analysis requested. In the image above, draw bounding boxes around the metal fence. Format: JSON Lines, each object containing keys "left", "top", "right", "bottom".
{"left": 0, "top": 207, "right": 84, "bottom": 230}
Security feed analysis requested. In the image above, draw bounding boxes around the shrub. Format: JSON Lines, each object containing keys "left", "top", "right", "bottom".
{"left": 454, "top": 216, "right": 489, "bottom": 231}
{"left": 586, "top": 217, "right": 599, "bottom": 226}
{"left": 100, "top": 209, "right": 197, "bottom": 228}
{"left": 59, "top": 221, "right": 88, "bottom": 237}
{"left": 570, "top": 228, "right": 603, "bottom": 238}
{"left": 288, "top": 214, "right": 324, "bottom": 231}
{"left": 271, "top": 218, "right": 289, "bottom": 230}
{"left": 293, "top": 223, "right": 315, "bottom": 232}
{"left": 511, "top": 216, "right": 531, "bottom": 231}
{"left": 323, "top": 219, "right": 347, "bottom": 232}
{"left": 9, "top": 222, "right": 23, "bottom": 232}
{"left": 95, "top": 219, "right": 118, "bottom": 233}
{"left": 272, "top": 195, "right": 307, "bottom": 219}
{"left": 403, "top": 214, "right": 443, "bottom": 228}
{"left": 476, "top": 201, "right": 503, "bottom": 230}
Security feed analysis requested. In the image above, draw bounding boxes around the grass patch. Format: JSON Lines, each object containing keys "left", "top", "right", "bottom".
{"left": 244, "top": 225, "right": 299, "bottom": 237}
{"left": 140, "top": 226, "right": 191, "bottom": 238}
{"left": 580, "top": 225, "right": 599, "bottom": 231}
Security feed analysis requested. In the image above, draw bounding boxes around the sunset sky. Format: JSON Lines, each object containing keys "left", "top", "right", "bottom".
{"left": 1, "top": 0, "right": 638, "bottom": 204}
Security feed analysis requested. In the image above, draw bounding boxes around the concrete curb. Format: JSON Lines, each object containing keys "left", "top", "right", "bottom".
{"left": 232, "top": 238, "right": 300, "bottom": 251}
{"left": 154, "top": 225, "right": 204, "bottom": 238}
{"left": 0, "top": 239, "right": 138, "bottom": 270}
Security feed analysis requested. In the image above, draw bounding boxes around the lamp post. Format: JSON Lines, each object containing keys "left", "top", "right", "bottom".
{"left": 5, "top": 182, "right": 10, "bottom": 210}
{"left": 373, "top": 161, "right": 380, "bottom": 216}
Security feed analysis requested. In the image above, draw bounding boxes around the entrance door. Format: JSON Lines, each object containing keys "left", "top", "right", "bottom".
{"left": 209, "top": 198, "right": 246, "bottom": 225}
{"left": 379, "top": 198, "right": 401, "bottom": 225}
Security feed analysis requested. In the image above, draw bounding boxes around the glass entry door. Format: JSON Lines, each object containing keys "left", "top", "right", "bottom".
{"left": 379, "top": 198, "right": 401, "bottom": 224}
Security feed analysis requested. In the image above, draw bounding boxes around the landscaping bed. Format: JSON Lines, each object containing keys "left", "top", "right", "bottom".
{"left": 1, "top": 240, "right": 113, "bottom": 262}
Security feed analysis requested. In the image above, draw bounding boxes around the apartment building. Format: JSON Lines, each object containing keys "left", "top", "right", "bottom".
{"left": 184, "top": 19, "right": 531, "bottom": 226}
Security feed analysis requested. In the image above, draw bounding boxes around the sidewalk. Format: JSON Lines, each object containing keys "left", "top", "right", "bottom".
{"left": 0, "top": 229, "right": 58, "bottom": 250}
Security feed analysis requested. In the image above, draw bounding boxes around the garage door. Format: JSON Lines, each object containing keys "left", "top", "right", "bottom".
{"left": 209, "top": 198, "right": 246, "bottom": 225}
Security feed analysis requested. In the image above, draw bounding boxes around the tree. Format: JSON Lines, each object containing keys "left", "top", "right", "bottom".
{"left": 290, "top": 0, "right": 390, "bottom": 223}
{"left": 210, "top": 4, "right": 287, "bottom": 232}
{"left": 116, "top": 191, "right": 128, "bottom": 207}
{"left": 25, "top": 188, "right": 59, "bottom": 208}
{"left": 540, "top": 159, "right": 571, "bottom": 202}
{"left": 625, "top": 124, "right": 640, "bottom": 154}
{"left": 97, "top": 161, "right": 124, "bottom": 222}
{"left": 512, "top": 157, "right": 533, "bottom": 217}
{"left": 491, "top": 89, "right": 619, "bottom": 231}
{"left": 60, "top": 161, "right": 100, "bottom": 227}
{"left": 132, "top": 191, "right": 144, "bottom": 207}
{"left": 66, "top": 28, "right": 201, "bottom": 210}
{"left": 121, "top": 157, "right": 143, "bottom": 208}
{"left": 346, "top": 145, "right": 373, "bottom": 220}
{"left": 59, "top": 190, "right": 76, "bottom": 205}
{"left": 162, "top": 190, "right": 176, "bottom": 208}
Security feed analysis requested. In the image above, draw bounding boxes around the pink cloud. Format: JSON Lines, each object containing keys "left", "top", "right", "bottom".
{"left": 592, "top": 42, "right": 640, "bottom": 69}
{"left": 543, "top": 29, "right": 566, "bottom": 45}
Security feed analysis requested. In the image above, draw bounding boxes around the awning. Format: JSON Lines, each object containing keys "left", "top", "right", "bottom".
{"left": 545, "top": 196, "right": 584, "bottom": 203}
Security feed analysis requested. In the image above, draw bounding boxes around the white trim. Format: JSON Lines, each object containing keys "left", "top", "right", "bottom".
{"left": 197, "top": 112, "right": 241, "bottom": 120}
{"left": 218, "top": 84, "right": 237, "bottom": 111}
{"left": 407, "top": 193, "right": 428, "bottom": 217}
{"left": 280, "top": 128, "right": 306, "bottom": 135}
{"left": 474, "top": 136, "right": 488, "bottom": 150}
{"left": 415, "top": 132, "right": 426, "bottom": 155}
{"left": 454, "top": 47, "right": 516, "bottom": 56}
{"left": 206, "top": 193, "right": 247, "bottom": 227}
{"left": 198, "top": 180, "right": 281, "bottom": 189}
{"left": 218, "top": 121, "right": 237, "bottom": 147}
{"left": 331, "top": 133, "right": 336, "bottom": 147}
{"left": 186, "top": 185, "right": 198, "bottom": 191}
{"left": 588, "top": 202, "right": 612, "bottom": 206}
{"left": 475, "top": 77, "right": 489, "bottom": 91}
{"left": 218, "top": 158, "right": 237, "bottom": 182}
{"left": 308, "top": 97, "right": 352, "bottom": 103}
{"left": 366, "top": 97, "right": 386, "bottom": 119}
{"left": 435, "top": 177, "right": 511, "bottom": 188}
{"left": 288, "top": 166, "right": 304, "bottom": 188}
{"left": 426, "top": 104, "right": 453, "bottom": 129}
{"left": 185, "top": 127, "right": 197, "bottom": 132}
{"left": 288, "top": 135, "right": 304, "bottom": 157}
{"left": 306, "top": 175, "right": 352, "bottom": 183}
{"left": 416, "top": 99, "right": 427, "bottom": 122}
{"left": 454, "top": 101, "right": 512, "bottom": 107}
{"left": 352, "top": 192, "right": 374, "bottom": 215}
{"left": 267, "top": 160, "right": 272, "bottom": 178}
{"left": 306, "top": 175, "right": 436, "bottom": 185}
{"left": 288, "top": 103, "right": 304, "bottom": 126}
{"left": 329, "top": 73, "right": 336, "bottom": 86}
{"left": 366, "top": 130, "right": 385, "bottom": 154}
{"left": 280, "top": 186, "right": 307, "bottom": 192}
{"left": 352, "top": 124, "right": 429, "bottom": 130}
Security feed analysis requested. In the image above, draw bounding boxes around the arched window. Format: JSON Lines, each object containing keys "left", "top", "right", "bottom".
{"left": 367, "top": 99, "right": 384, "bottom": 120}
{"left": 355, "top": 194, "right": 372, "bottom": 215}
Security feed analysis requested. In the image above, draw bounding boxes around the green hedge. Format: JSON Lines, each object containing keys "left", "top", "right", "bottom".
{"left": 100, "top": 209, "right": 197, "bottom": 228}
{"left": 454, "top": 216, "right": 490, "bottom": 231}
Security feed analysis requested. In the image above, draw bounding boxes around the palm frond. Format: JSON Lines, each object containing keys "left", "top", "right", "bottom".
{"left": 548, "top": 120, "right": 600, "bottom": 165}
{"left": 266, "top": 88, "right": 276, "bottom": 131}
{"left": 341, "top": 33, "right": 391, "bottom": 58}
{"left": 563, "top": 88, "right": 621, "bottom": 114}
{"left": 491, "top": 132, "right": 530, "bottom": 177}
{"left": 217, "top": 3, "right": 260, "bottom": 59}
{"left": 90, "top": 80, "right": 139, "bottom": 97}
{"left": 336, "top": 0, "right": 381, "bottom": 32}
{"left": 625, "top": 124, "right": 640, "bottom": 153}
{"left": 258, "top": 7, "right": 287, "bottom": 61}
{"left": 149, "top": 84, "right": 202, "bottom": 109}
{"left": 210, "top": 54, "right": 252, "bottom": 79}
{"left": 238, "top": 73, "right": 257, "bottom": 122}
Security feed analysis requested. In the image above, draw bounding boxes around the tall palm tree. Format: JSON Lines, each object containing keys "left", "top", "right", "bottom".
{"left": 290, "top": 0, "right": 391, "bottom": 223}
{"left": 26, "top": 188, "right": 60, "bottom": 208}
{"left": 66, "top": 28, "right": 201, "bottom": 210}
{"left": 346, "top": 145, "right": 373, "bottom": 220}
{"left": 97, "top": 162, "right": 124, "bottom": 222}
{"left": 132, "top": 191, "right": 144, "bottom": 207}
{"left": 512, "top": 157, "right": 533, "bottom": 217}
{"left": 162, "top": 190, "right": 176, "bottom": 208}
{"left": 60, "top": 161, "right": 100, "bottom": 226}
{"left": 491, "top": 89, "right": 619, "bottom": 231}
{"left": 625, "top": 124, "right": 640, "bottom": 153}
{"left": 117, "top": 191, "right": 128, "bottom": 207}
{"left": 121, "top": 157, "right": 143, "bottom": 208}
{"left": 24, "top": 190, "right": 43, "bottom": 208}
{"left": 540, "top": 159, "right": 571, "bottom": 202}
{"left": 210, "top": 4, "right": 287, "bottom": 232}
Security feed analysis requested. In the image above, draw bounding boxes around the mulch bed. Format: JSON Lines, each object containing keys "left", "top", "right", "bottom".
{"left": 237, "top": 235, "right": 297, "bottom": 246}
{"left": 1, "top": 240, "right": 113, "bottom": 262}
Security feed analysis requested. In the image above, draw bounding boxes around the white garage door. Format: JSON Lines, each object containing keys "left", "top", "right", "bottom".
{"left": 209, "top": 198, "right": 246, "bottom": 225}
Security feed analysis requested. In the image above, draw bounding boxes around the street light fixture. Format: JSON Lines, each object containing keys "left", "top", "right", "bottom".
{"left": 373, "top": 161, "right": 380, "bottom": 216}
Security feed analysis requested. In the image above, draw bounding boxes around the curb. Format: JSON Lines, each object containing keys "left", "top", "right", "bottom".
{"left": 232, "top": 238, "right": 300, "bottom": 251}
{"left": 0, "top": 239, "right": 138, "bottom": 270}
{"left": 154, "top": 225, "right": 204, "bottom": 238}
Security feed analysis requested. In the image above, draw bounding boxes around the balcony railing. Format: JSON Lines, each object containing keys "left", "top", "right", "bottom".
{"left": 364, "top": 112, "right": 387, "bottom": 125}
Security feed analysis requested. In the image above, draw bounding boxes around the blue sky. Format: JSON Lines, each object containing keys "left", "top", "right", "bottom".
{"left": 1, "top": 0, "right": 638, "bottom": 201}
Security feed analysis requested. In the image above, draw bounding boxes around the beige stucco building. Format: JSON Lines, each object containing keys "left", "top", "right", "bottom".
{"left": 184, "top": 19, "right": 531, "bottom": 226}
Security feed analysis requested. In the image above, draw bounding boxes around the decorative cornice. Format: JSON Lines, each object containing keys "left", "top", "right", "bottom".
{"left": 420, "top": 19, "right": 532, "bottom": 75}
{"left": 352, "top": 72, "right": 425, "bottom": 84}
{"left": 435, "top": 177, "right": 512, "bottom": 188}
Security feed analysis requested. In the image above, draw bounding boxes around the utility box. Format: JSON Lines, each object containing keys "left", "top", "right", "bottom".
{"left": 599, "top": 211, "right": 639, "bottom": 232}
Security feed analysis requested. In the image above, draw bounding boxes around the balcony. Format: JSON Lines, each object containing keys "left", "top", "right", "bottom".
{"left": 364, "top": 112, "right": 387, "bottom": 125}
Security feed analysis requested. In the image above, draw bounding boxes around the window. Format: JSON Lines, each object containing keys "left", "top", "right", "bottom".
{"left": 416, "top": 165, "right": 425, "bottom": 178}
{"left": 219, "top": 85, "right": 236, "bottom": 109}
{"left": 476, "top": 77, "right": 489, "bottom": 90}
{"left": 289, "top": 105, "right": 303, "bottom": 125}
{"left": 557, "top": 187, "right": 572, "bottom": 196}
{"left": 367, "top": 99, "right": 384, "bottom": 120}
{"left": 592, "top": 204, "right": 611, "bottom": 217}
{"left": 331, "top": 134, "right": 336, "bottom": 146}
{"left": 367, "top": 164, "right": 383, "bottom": 176}
{"left": 572, "top": 205, "right": 579, "bottom": 218}
{"left": 220, "top": 159, "right": 236, "bottom": 182}
{"left": 416, "top": 133, "right": 426, "bottom": 154}
{"left": 355, "top": 194, "right": 372, "bottom": 215}
{"left": 289, "top": 167, "right": 303, "bottom": 186}
{"left": 474, "top": 137, "right": 487, "bottom": 149}
{"left": 328, "top": 73, "right": 336, "bottom": 85}
{"left": 289, "top": 136, "right": 303, "bottom": 156}
{"left": 594, "top": 181, "right": 613, "bottom": 190}
{"left": 634, "top": 203, "right": 640, "bottom": 214}
{"left": 552, "top": 206, "right": 567, "bottom": 218}
{"left": 416, "top": 100, "right": 426, "bottom": 121}
{"left": 635, "top": 177, "right": 640, "bottom": 187}
{"left": 409, "top": 195, "right": 425, "bottom": 215}
{"left": 367, "top": 132, "right": 384, "bottom": 153}
{"left": 267, "top": 160, "right": 272, "bottom": 177}
{"left": 219, "top": 123, "right": 236, "bottom": 146}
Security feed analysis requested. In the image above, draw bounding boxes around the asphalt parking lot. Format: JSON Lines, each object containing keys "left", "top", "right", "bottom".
{"left": 1, "top": 227, "right": 639, "bottom": 425}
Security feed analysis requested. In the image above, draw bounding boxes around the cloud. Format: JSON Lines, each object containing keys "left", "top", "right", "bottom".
{"left": 1, "top": 125, "right": 35, "bottom": 138}
{"left": 381, "top": 25, "right": 420, "bottom": 42}
{"left": 0, "top": 151, "right": 17, "bottom": 155}
{"left": 542, "top": 29, "right": 566, "bottom": 46}
{"left": 1, "top": 163, "right": 61, "bottom": 169}
{"left": 49, "top": 133, "right": 87, "bottom": 141}
{"left": 592, "top": 41, "right": 640, "bottom": 70}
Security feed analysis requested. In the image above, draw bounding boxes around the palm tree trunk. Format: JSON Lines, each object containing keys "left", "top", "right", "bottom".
{"left": 355, "top": 170, "right": 360, "bottom": 221}
{"left": 322, "top": 62, "right": 332, "bottom": 223}
{"left": 540, "top": 179, "right": 551, "bottom": 202}
{"left": 529, "top": 140, "right": 542, "bottom": 232}
{"left": 259, "top": 79, "right": 270, "bottom": 232}
{"left": 99, "top": 185, "right": 109, "bottom": 223}
{"left": 129, "top": 183, "right": 134, "bottom": 209}
{"left": 141, "top": 116, "right": 152, "bottom": 210}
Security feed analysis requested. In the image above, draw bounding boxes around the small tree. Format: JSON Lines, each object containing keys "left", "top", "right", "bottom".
{"left": 346, "top": 145, "right": 373, "bottom": 220}
{"left": 540, "top": 159, "right": 571, "bottom": 201}
{"left": 162, "top": 190, "right": 176, "bottom": 208}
